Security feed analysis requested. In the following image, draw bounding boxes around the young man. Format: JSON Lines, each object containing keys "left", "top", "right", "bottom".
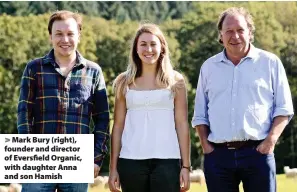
{"left": 17, "top": 10, "right": 110, "bottom": 192}
{"left": 192, "top": 7, "right": 294, "bottom": 192}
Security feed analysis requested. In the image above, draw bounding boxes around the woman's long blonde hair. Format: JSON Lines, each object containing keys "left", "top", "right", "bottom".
{"left": 113, "top": 23, "right": 178, "bottom": 98}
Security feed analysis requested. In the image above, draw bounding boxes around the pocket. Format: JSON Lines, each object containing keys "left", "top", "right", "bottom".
{"left": 72, "top": 84, "right": 91, "bottom": 104}
{"left": 117, "top": 158, "right": 126, "bottom": 175}
{"left": 171, "top": 159, "right": 182, "bottom": 170}
{"left": 241, "top": 72, "right": 273, "bottom": 97}
{"left": 244, "top": 78, "right": 270, "bottom": 90}
{"left": 203, "top": 148, "right": 216, "bottom": 156}
{"left": 254, "top": 148, "right": 274, "bottom": 156}
{"left": 246, "top": 104, "right": 271, "bottom": 125}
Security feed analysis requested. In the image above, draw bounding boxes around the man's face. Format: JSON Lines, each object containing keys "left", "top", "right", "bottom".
{"left": 220, "top": 14, "right": 251, "bottom": 59}
{"left": 50, "top": 18, "right": 80, "bottom": 59}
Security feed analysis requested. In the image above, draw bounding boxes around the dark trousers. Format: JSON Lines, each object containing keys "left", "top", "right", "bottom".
{"left": 204, "top": 146, "right": 276, "bottom": 192}
{"left": 118, "top": 158, "right": 180, "bottom": 192}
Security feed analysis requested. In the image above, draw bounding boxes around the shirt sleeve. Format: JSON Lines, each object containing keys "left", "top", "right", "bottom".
{"left": 272, "top": 57, "right": 294, "bottom": 122}
{"left": 17, "top": 62, "right": 36, "bottom": 134}
{"left": 191, "top": 65, "right": 210, "bottom": 128}
{"left": 92, "top": 67, "right": 110, "bottom": 167}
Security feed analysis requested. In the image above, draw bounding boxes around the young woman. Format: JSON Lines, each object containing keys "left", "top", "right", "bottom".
{"left": 108, "top": 23, "right": 190, "bottom": 192}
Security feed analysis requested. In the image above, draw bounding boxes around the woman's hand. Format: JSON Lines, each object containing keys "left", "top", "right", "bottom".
{"left": 108, "top": 169, "right": 121, "bottom": 192}
{"left": 180, "top": 168, "right": 190, "bottom": 191}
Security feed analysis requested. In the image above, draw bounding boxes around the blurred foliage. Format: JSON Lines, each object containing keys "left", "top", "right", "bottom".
{"left": 0, "top": 1, "right": 192, "bottom": 23}
{"left": 0, "top": 1, "right": 296, "bottom": 173}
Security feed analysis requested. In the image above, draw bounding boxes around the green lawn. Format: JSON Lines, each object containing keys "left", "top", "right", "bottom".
{"left": 88, "top": 174, "right": 297, "bottom": 192}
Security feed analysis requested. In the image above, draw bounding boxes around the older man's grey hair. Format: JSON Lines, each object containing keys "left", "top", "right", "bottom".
{"left": 217, "top": 7, "right": 255, "bottom": 44}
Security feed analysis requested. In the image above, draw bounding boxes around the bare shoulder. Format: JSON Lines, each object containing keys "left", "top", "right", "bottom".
{"left": 173, "top": 71, "right": 186, "bottom": 90}
{"left": 173, "top": 71, "right": 185, "bottom": 82}
{"left": 173, "top": 71, "right": 186, "bottom": 86}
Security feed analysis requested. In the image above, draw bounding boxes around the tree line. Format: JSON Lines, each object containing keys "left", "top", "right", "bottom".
{"left": 0, "top": 1, "right": 192, "bottom": 23}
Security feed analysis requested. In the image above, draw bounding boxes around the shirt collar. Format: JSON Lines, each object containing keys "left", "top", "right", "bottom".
{"left": 245, "top": 44, "right": 258, "bottom": 59}
{"left": 43, "top": 49, "right": 87, "bottom": 67}
{"left": 215, "top": 44, "right": 259, "bottom": 63}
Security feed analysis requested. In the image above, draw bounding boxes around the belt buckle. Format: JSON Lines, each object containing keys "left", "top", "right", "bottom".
{"left": 226, "top": 143, "right": 236, "bottom": 150}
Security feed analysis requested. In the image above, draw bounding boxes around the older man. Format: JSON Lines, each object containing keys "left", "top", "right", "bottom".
{"left": 192, "top": 7, "right": 294, "bottom": 192}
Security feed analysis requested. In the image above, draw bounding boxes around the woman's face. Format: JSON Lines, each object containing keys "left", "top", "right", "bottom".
{"left": 136, "top": 32, "right": 162, "bottom": 66}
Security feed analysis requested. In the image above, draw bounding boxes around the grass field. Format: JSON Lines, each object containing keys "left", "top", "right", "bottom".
{"left": 88, "top": 174, "right": 297, "bottom": 192}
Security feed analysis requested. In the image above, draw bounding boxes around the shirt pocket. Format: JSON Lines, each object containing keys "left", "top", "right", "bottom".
{"left": 241, "top": 73, "right": 273, "bottom": 103}
{"left": 241, "top": 70, "right": 271, "bottom": 91}
{"left": 244, "top": 78, "right": 270, "bottom": 90}
{"left": 72, "top": 84, "right": 92, "bottom": 104}
{"left": 246, "top": 104, "right": 271, "bottom": 125}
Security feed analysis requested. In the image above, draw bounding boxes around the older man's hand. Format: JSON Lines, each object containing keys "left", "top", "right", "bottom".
{"left": 256, "top": 135, "right": 278, "bottom": 154}
{"left": 201, "top": 141, "right": 214, "bottom": 155}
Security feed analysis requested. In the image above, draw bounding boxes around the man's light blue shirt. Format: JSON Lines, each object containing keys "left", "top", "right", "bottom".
{"left": 192, "top": 45, "right": 294, "bottom": 143}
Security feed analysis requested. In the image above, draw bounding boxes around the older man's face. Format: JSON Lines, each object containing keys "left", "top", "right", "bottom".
{"left": 220, "top": 14, "right": 251, "bottom": 60}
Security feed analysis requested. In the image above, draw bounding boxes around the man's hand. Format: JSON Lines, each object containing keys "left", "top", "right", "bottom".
{"left": 257, "top": 116, "right": 288, "bottom": 154}
{"left": 201, "top": 141, "right": 214, "bottom": 154}
{"left": 256, "top": 135, "right": 278, "bottom": 154}
{"left": 94, "top": 164, "right": 100, "bottom": 178}
{"left": 195, "top": 125, "right": 213, "bottom": 154}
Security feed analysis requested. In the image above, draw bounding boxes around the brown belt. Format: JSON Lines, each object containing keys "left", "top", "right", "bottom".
{"left": 211, "top": 140, "right": 263, "bottom": 150}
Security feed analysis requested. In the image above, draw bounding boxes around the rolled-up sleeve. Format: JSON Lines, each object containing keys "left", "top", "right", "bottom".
{"left": 92, "top": 67, "right": 110, "bottom": 167}
{"left": 192, "top": 65, "right": 210, "bottom": 128}
{"left": 17, "top": 63, "right": 35, "bottom": 134}
{"left": 272, "top": 57, "right": 294, "bottom": 122}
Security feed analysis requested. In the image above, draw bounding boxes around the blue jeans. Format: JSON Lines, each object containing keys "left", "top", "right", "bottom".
{"left": 21, "top": 183, "right": 88, "bottom": 192}
{"left": 204, "top": 146, "right": 276, "bottom": 192}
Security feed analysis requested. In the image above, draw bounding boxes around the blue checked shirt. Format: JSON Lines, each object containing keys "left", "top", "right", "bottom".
{"left": 192, "top": 45, "right": 294, "bottom": 143}
{"left": 17, "top": 49, "right": 110, "bottom": 167}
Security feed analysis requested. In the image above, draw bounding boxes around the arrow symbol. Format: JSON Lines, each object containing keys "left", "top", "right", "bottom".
{"left": 5, "top": 138, "right": 10, "bottom": 143}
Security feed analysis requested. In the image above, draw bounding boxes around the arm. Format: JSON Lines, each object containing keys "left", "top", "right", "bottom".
{"left": 93, "top": 68, "right": 110, "bottom": 171}
{"left": 257, "top": 116, "right": 288, "bottom": 154}
{"left": 267, "top": 116, "right": 288, "bottom": 142}
{"left": 195, "top": 125, "right": 213, "bottom": 154}
{"left": 108, "top": 88, "right": 126, "bottom": 192}
{"left": 109, "top": 92, "right": 126, "bottom": 172}
{"left": 257, "top": 57, "right": 294, "bottom": 154}
{"left": 17, "top": 63, "right": 36, "bottom": 134}
{"left": 174, "top": 74, "right": 190, "bottom": 191}
{"left": 271, "top": 57, "right": 294, "bottom": 122}
{"left": 192, "top": 67, "right": 213, "bottom": 153}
